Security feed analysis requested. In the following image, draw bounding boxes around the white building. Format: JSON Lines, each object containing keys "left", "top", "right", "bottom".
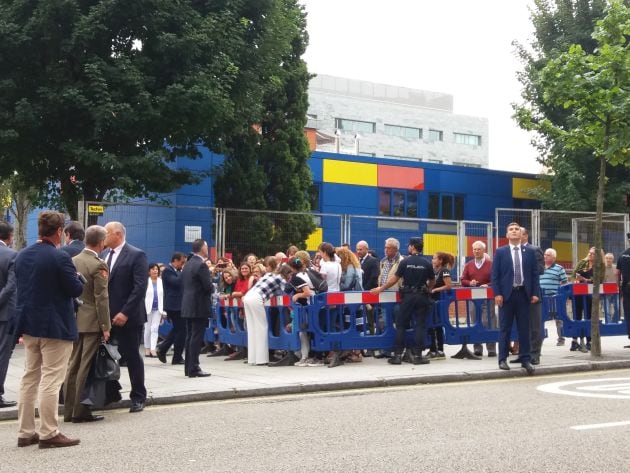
{"left": 307, "top": 74, "right": 489, "bottom": 168}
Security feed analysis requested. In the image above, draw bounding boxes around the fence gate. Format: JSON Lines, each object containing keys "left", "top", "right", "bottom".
{"left": 572, "top": 215, "right": 628, "bottom": 269}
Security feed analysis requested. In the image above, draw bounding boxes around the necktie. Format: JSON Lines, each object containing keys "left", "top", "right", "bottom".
{"left": 513, "top": 247, "right": 523, "bottom": 286}
{"left": 106, "top": 249, "right": 115, "bottom": 270}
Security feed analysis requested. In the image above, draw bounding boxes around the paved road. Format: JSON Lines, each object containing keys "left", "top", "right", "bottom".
{"left": 2, "top": 369, "right": 629, "bottom": 473}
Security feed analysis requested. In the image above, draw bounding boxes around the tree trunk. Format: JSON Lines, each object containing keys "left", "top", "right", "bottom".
{"left": 10, "top": 189, "right": 32, "bottom": 250}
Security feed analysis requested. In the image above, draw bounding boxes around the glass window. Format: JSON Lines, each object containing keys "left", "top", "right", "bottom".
{"left": 454, "top": 133, "right": 481, "bottom": 146}
{"left": 428, "top": 129, "right": 443, "bottom": 142}
{"left": 378, "top": 190, "right": 391, "bottom": 216}
{"left": 335, "top": 118, "right": 376, "bottom": 134}
{"left": 454, "top": 195, "right": 465, "bottom": 220}
{"left": 428, "top": 193, "right": 439, "bottom": 219}
{"left": 393, "top": 191, "right": 405, "bottom": 216}
{"left": 407, "top": 192, "right": 418, "bottom": 217}
{"left": 309, "top": 184, "right": 320, "bottom": 212}
{"left": 384, "top": 124, "right": 422, "bottom": 139}
{"left": 441, "top": 195, "right": 453, "bottom": 220}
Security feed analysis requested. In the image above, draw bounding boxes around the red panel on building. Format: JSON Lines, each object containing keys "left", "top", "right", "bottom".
{"left": 377, "top": 165, "right": 424, "bottom": 190}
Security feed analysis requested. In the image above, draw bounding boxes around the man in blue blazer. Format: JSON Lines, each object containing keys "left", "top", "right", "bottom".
{"left": 491, "top": 222, "right": 540, "bottom": 375}
{"left": 15, "top": 212, "right": 84, "bottom": 448}
{"left": 103, "top": 222, "right": 148, "bottom": 413}
{"left": 156, "top": 252, "right": 187, "bottom": 365}
{"left": 60, "top": 221, "right": 85, "bottom": 258}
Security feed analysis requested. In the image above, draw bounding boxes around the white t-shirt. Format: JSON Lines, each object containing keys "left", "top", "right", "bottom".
{"left": 320, "top": 260, "right": 341, "bottom": 292}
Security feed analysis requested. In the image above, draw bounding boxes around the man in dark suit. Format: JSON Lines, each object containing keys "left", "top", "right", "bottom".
{"left": 103, "top": 221, "right": 148, "bottom": 412}
{"left": 156, "top": 252, "right": 186, "bottom": 365}
{"left": 60, "top": 221, "right": 85, "bottom": 258}
{"left": 0, "top": 221, "right": 17, "bottom": 409}
{"left": 63, "top": 225, "right": 111, "bottom": 423}
{"left": 491, "top": 222, "right": 540, "bottom": 375}
{"left": 181, "top": 239, "right": 213, "bottom": 378}
{"left": 356, "top": 240, "right": 381, "bottom": 355}
{"left": 15, "top": 211, "right": 84, "bottom": 448}
{"left": 521, "top": 227, "right": 545, "bottom": 365}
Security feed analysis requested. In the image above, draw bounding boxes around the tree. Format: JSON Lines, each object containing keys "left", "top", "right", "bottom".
{"left": 214, "top": 0, "right": 314, "bottom": 258}
{"left": 0, "top": 0, "right": 294, "bottom": 219}
{"left": 516, "top": 0, "right": 630, "bottom": 356}
{"left": 514, "top": 0, "right": 630, "bottom": 212}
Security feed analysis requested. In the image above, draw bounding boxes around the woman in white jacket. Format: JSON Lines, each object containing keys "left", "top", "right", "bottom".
{"left": 144, "top": 263, "right": 165, "bottom": 357}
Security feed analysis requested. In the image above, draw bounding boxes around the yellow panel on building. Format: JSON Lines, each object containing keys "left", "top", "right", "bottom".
{"left": 552, "top": 240, "right": 589, "bottom": 266}
{"left": 323, "top": 159, "right": 377, "bottom": 186}
{"left": 306, "top": 227, "right": 323, "bottom": 252}
{"left": 423, "top": 234, "right": 458, "bottom": 257}
{"left": 512, "top": 177, "right": 550, "bottom": 200}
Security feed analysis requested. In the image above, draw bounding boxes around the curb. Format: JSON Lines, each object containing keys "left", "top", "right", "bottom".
{"left": 3, "top": 359, "right": 630, "bottom": 422}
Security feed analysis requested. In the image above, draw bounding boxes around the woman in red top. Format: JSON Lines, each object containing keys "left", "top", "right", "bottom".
{"left": 232, "top": 262, "right": 254, "bottom": 299}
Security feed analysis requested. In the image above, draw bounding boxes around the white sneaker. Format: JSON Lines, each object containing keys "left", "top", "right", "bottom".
{"left": 306, "top": 358, "right": 324, "bottom": 367}
{"left": 294, "top": 359, "right": 309, "bottom": 367}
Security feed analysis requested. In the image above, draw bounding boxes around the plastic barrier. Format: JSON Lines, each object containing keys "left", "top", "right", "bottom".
{"left": 213, "top": 295, "right": 300, "bottom": 351}
{"left": 557, "top": 283, "right": 624, "bottom": 338}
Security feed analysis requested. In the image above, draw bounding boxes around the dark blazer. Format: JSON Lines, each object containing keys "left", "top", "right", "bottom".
{"left": 0, "top": 243, "right": 17, "bottom": 323}
{"left": 15, "top": 240, "right": 84, "bottom": 340}
{"left": 162, "top": 264, "right": 183, "bottom": 312}
{"left": 60, "top": 240, "right": 85, "bottom": 258}
{"left": 180, "top": 255, "right": 213, "bottom": 319}
{"left": 491, "top": 244, "right": 540, "bottom": 302}
{"left": 361, "top": 254, "right": 380, "bottom": 290}
{"left": 104, "top": 243, "right": 148, "bottom": 326}
{"left": 524, "top": 243, "right": 545, "bottom": 275}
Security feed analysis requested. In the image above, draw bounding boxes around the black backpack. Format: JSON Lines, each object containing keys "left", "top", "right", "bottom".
{"left": 306, "top": 267, "right": 328, "bottom": 293}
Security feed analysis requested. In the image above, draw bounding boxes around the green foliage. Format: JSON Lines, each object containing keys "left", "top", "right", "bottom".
{"left": 214, "top": 0, "right": 314, "bottom": 257}
{"left": 0, "top": 0, "right": 292, "bottom": 218}
{"left": 514, "top": 0, "right": 630, "bottom": 211}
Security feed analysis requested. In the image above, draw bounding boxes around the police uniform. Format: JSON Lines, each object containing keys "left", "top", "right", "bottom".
{"left": 393, "top": 246, "right": 434, "bottom": 358}
{"left": 617, "top": 235, "right": 630, "bottom": 338}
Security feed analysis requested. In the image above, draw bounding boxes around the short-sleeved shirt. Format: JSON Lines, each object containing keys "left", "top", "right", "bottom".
{"left": 617, "top": 248, "right": 630, "bottom": 286}
{"left": 320, "top": 260, "right": 341, "bottom": 292}
{"left": 285, "top": 272, "right": 313, "bottom": 306}
{"left": 432, "top": 266, "right": 451, "bottom": 301}
{"left": 539, "top": 263, "right": 568, "bottom": 296}
{"left": 395, "top": 254, "right": 434, "bottom": 289}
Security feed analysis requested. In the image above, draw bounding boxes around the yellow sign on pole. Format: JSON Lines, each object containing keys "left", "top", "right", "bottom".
{"left": 88, "top": 205, "right": 104, "bottom": 215}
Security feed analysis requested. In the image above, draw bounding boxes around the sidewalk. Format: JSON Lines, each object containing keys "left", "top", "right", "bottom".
{"left": 3, "top": 323, "right": 630, "bottom": 421}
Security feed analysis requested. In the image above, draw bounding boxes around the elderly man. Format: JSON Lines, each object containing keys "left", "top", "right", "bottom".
{"left": 374, "top": 238, "right": 404, "bottom": 359}
{"left": 539, "top": 248, "right": 568, "bottom": 346}
{"left": 102, "top": 222, "right": 148, "bottom": 413}
{"left": 460, "top": 240, "right": 496, "bottom": 357}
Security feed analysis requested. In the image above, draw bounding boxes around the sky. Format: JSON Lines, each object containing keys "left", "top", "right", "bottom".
{"left": 300, "top": 0, "right": 541, "bottom": 174}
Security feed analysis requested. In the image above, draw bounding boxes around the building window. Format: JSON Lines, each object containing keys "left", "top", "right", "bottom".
{"left": 379, "top": 189, "right": 419, "bottom": 217}
{"left": 335, "top": 118, "right": 376, "bottom": 134}
{"left": 384, "top": 124, "right": 422, "bottom": 139}
{"left": 428, "top": 192, "right": 465, "bottom": 220}
{"left": 428, "top": 129, "right": 443, "bottom": 142}
{"left": 309, "top": 184, "right": 320, "bottom": 211}
{"left": 454, "top": 133, "right": 481, "bottom": 146}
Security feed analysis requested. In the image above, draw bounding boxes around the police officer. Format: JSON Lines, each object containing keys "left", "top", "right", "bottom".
{"left": 372, "top": 237, "right": 435, "bottom": 365}
{"left": 617, "top": 232, "right": 630, "bottom": 347}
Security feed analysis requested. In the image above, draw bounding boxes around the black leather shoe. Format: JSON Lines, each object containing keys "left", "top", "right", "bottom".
{"left": 0, "top": 397, "right": 17, "bottom": 408}
{"left": 388, "top": 354, "right": 402, "bottom": 365}
{"left": 129, "top": 401, "right": 145, "bottom": 413}
{"left": 412, "top": 355, "right": 430, "bottom": 365}
{"left": 499, "top": 361, "right": 510, "bottom": 370}
{"left": 172, "top": 359, "right": 185, "bottom": 365}
{"left": 71, "top": 415, "right": 104, "bottom": 423}
{"left": 509, "top": 358, "right": 523, "bottom": 364}
{"left": 188, "top": 371, "right": 211, "bottom": 378}
{"left": 522, "top": 362, "right": 535, "bottom": 375}
{"left": 473, "top": 350, "right": 483, "bottom": 357}
{"left": 531, "top": 357, "right": 540, "bottom": 365}
{"left": 207, "top": 345, "right": 229, "bottom": 357}
{"left": 224, "top": 350, "right": 246, "bottom": 361}
{"left": 156, "top": 348, "right": 167, "bottom": 364}
{"left": 374, "top": 351, "right": 392, "bottom": 359}
{"left": 268, "top": 353, "right": 299, "bottom": 367}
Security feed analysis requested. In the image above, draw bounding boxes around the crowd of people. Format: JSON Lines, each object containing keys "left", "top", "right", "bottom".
{"left": 1, "top": 213, "right": 630, "bottom": 449}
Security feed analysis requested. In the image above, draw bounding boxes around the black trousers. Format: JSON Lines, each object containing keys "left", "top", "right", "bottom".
{"left": 185, "top": 318, "right": 207, "bottom": 376}
{"left": 110, "top": 324, "right": 146, "bottom": 403}
{"left": 0, "top": 319, "right": 16, "bottom": 397}
{"left": 157, "top": 310, "right": 186, "bottom": 362}
{"left": 623, "top": 287, "right": 630, "bottom": 337}
{"left": 394, "top": 292, "right": 431, "bottom": 353}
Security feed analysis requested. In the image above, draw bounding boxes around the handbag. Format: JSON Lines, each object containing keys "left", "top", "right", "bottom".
{"left": 94, "top": 342, "right": 121, "bottom": 381}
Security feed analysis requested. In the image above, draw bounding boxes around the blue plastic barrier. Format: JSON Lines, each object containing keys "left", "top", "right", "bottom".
{"left": 557, "top": 283, "right": 625, "bottom": 338}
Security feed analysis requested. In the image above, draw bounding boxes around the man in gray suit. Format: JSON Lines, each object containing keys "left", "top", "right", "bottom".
{"left": 0, "top": 221, "right": 17, "bottom": 408}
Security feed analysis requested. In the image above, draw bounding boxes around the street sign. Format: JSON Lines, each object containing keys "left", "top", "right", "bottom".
{"left": 88, "top": 205, "right": 104, "bottom": 216}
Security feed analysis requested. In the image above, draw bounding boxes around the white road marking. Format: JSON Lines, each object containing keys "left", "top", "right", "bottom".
{"left": 537, "top": 378, "right": 630, "bottom": 399}
{"left": 571, "top": 420, "right": 630, "bottom": 431}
